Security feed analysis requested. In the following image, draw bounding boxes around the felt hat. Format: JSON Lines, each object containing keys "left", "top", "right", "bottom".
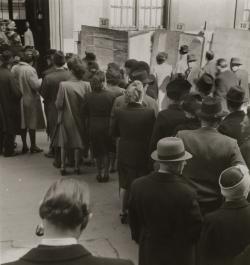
{"left": 151, "top": 137, "right": 192, "bottom": 162}
{"left": 84, "top": 51, "right": 96, "bottom": 61}
{"left": 219, "top": 165, "right": 250, "bottom": 200}
{"left": 179, "top": 45, "right": 189, "bottom": 54}
{"left": 182, "top": 93, "right": 202, "bottom": 115}
{"left": 230, "top": 57, "right": 242, "bottom": 66}
{"left": 197, "top": 96, "right": 228, "bottom": 119}
{"left": 166, "top": 78, "right": 192, "bottom": 100}
{"left": 187, "top": 54, "right": 197, "bottom": 63}
{"left": 130, "top": 69, "right": 153, "bottom": 84}
{"left": 226, "top": 86, "right": 247, "bottom": 103}
{"left": 196, "top": 73, "right": 214, "bottom": 94}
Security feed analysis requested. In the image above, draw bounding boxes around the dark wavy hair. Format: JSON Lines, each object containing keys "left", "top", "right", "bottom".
{"left": 67, "top": 56, "right": 86, "bottom": 79}
{"left": 39, "top": 178, "right": 89, "bottom": 229}
{"left": 90, "top": 71, "right": 105, "bottom": 92}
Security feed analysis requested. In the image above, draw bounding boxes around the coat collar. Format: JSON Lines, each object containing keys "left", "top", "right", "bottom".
{"left": 225, "top": 110, "right": 245, "bottom": 119}
{"left": 21, "top": 244, "right": 91, "bottom": 262}
{"left": 150, "top": 171, "right": 184, "bottom": 183}
{"left": 168, "top": 103, "right": 182, "bottom": 110}
{"left": 221, "top": 199, "right": 249, "bottom": 209}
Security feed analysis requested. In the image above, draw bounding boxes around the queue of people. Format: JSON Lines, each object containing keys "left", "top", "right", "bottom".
{"left": 1, "top": 43, "right": 250, "bottom": 265}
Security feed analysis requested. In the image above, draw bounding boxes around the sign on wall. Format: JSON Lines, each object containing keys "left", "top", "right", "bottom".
{"left": 99, "top": 18, "right": 110, "bottom": 28}
{"left": 239, "top": 21, "right": 249, "bottom": 30}
{"left": 176, "top": 23, "right": 185, "bottom": 31}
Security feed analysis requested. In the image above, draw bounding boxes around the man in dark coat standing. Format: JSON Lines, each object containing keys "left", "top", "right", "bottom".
{"left": 218, "top": 86, "right": 247, "bottom": 145}
{"left": 0, "top": 50, "right": 22, "bottom": 156}
{"left": 177, "top": 97, "right": 246, "bottom": 215}
{"left": 129, "top": 137, "right": 202, "bottom": 265}
{"left": 150, "top": 77, "right": 191, "bottom": 152}
{"left": 199, "top": 165, "right": 250, "bottom": 265}
{"left": 214, "top": 58, "right": 239, "bottom": 111}
{"left": 40, "top": 51, "right": 70, "bottom": 157}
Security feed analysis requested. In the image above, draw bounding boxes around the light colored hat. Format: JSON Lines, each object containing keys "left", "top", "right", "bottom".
{"left": 151, "top": 137, "right": 192, "bottom": 162}
{"left": 219, "top": 165, "right": 250, "bottom": 200}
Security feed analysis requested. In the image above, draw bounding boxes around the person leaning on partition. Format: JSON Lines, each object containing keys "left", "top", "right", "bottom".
{"left": 129, "top": 137, "right": 202, "bottom": 265}
{"left": 2, "top": 178, "right": 134, "bottom": 265}
{"left": 177, "top": 96, "right": 246, "bottom": 215}
{"left": 199, "top": 165, "right": 250, "bottom": 265}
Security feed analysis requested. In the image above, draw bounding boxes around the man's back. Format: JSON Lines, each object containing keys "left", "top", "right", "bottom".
{"left": 177, "top": 127, "right": 245, "bottom": 202}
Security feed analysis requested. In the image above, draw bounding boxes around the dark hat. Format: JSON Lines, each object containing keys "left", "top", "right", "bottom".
{"left": 182, "top": 93, "right": 202, "bottom": 115}
{"left": 179, "top": 45, "right": 189, "bottom": 54}
{"left": 124, "top": 59, "right": 138, "bottom": 69}
{"left": 219, "top": 165, "right": 250, "bottom": 200}
{"left": 156, "top": 52, "right": 168, "bottom": 61}
{"left": 151, "top": 137, "right": 192, "bottom": 162}
{"left": 53, "top": 51, "right": 65, "bottom": 67}
{"left": 226, "top": 86, "right": 247, "bottom": 103}
{"left": 136, "top": 61, "right": 150, "bottom": 74}
{"left": 196, "top": 73, "right": 214, "bottom": 94}
{"left": 166, "top": 78, "right": 192, "bottom": 100}
{"left": 84, "top": 51, "right": 96, "bottom": 61}
{"left": 216, "top": 58, "right": 227, "bottom": 68}
{"left": 198, "top": 96, "right": 228, "bottom": 119}
{"left": 187, "top": 54, "right": 197, "bottom": 63}
{"left": 88, "top": 61, "right": 99, "bottom": 73}
{"left": 0, "top": 50, "right": 13, "bottom": 64}
{"left": 130, "top": 69, "right": 153, "bottom": 84}
{"left": 230, "top": 57, "right": 242, "bottom": 66}
{"left": 206, "top": 50, "right": 214, "bottom": 61}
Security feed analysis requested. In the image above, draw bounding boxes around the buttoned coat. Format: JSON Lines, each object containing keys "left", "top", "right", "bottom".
{"left": 129, "top": 172, "right": 202, "bottom": 265}
{"left": 177, "top": 128, "right": 245, "bottom": 206}
{"left": 2, "top": 244, "right": 133, "bottom": 265}
{"left": 12, "top": 62, "right": 45, "bottom": 130}
{"left": 218, "top": 110, "right": 246, "bottom": 145}
{"left": 0, "top": 66, "right": 22, "bottom": 134}
{"left": 40, "top": 68, "right": 71, "bottom": 137}
{"left": 199, "top": 199, "right": 250, "bottom": 265}
{"left": 150, "top": 103, "right": 188, "bottom": 152}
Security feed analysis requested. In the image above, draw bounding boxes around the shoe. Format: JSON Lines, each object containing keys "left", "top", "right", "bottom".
{"left": 30, "top": 146, "right": 43, "bottom": 153}
{"left": 96, "top": 174, "right": 103, "bottom": 183}
{"left": 120, "top": 213, "right": 128, "bottom": 224}
{"left": 60, "top": 169, "right": 67, "bottom": 176}
{"left": 44, "top": 151, "right": 54, "bottom": 158}
{"left": 103, "top": 174, "right": 110, "bottom": 182}
{"left": 74, "top": 168, "right": 81, "bottom": 175}
{"left": 22, "top": 146, "right": 29, "bottom": 154}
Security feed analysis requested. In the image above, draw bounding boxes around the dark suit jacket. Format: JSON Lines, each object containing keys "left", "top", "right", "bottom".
{"left": 0, "top": 66, "right": 22, "bottom": 134}
{"left": 177, "top": 127, "right": 245, "bottom": 205}
{"left": 111, "top": 103, "right": 155, "bottom": 168}
{"left": 40, "top": 69, "right": 70, "bottom": 137}
{"left": 199, "top": 199, "right": 250, "bottom": 265}
{"left": 235, "top": 69, "right": 249, "bottom": 102}
{"left": 129, "top": 172, "right": 202, "bottom": 265}
{"left": 218, "top": 110, "right": 246, "bottom": 145}
{"left": 215, "top": 70, "right": 239, "bottom": 99}
{"left": 150, "top": 103, "right": 188, "bottom": 152}
{"left": 3, "top": 244, "right": 133, "bottom": 265}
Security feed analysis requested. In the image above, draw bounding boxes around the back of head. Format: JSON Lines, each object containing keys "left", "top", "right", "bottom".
{"left": 182, "top": 93, "right": 202, "bottom": 116}
{"left": 39, "top": 178, "right": 89, "bottom": 230}
{"left": 124, "top": 59, "right": 138, "bottom": 71}
{"left": 0, "top": 49, "right": 13, "bottom": 67}
{"left": 125, "top": 80, "right": 144, "bottom": 103}
{"left": 136, "top": 61, "right": 150, "bottom": 74}
{"left": 106, "top": 68, "right": 122, "bottom": 86}
{"left": 166, "top": 78, "right": 191, "bottom": 101}
{"left": 90, "top": 70, "right": 105, "bottom": 92}
{"left": 206, "top": 50, "right": 214, "bottom": 61}
{"left": 156, "top": 52, "right": 168, "bottom": 64}
{"left": 67, "top": 56, "right": 86, "bottom": 79}
{"left": 53, "top": 51, "right": 65, "bottom": 67}
{"left": 216, "top": 58, "right": 227, "bottom": 68}
{"left": 196, "top": 73, "right": 214, "bottom": 96}
{"left": 226, "top": 86, "right": 246, "bottom": 110}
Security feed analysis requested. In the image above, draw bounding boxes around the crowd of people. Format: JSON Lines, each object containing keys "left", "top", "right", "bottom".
{"left": 1, "top": 40, "right": 250, "bottom": 265}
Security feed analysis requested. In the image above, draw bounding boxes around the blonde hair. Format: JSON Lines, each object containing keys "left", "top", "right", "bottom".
{"left": 125, "top": 80, "right": 143, "bottom": 103}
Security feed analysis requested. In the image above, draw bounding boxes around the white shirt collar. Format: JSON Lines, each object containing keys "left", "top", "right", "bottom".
{"left": 41, "top": 237, "right": 78, "bottom": 246}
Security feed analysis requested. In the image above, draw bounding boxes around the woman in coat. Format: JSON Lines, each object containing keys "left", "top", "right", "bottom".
{"left": 84, "top": 71, "right": 115, "bottom": 182}
{"left": 54, "top": 56, "right": 91, "bottom": 175}
{"left": 111, "top": 80, "right": 156, "bottom": 223}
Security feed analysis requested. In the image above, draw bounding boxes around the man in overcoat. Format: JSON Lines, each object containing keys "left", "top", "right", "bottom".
{"left": 177, "top": 96, "right": 246, "bottom": 215}
{"left": 218, "top": 86, "right": 247, "bottom": 145}
{"left": 40, "top": 51, "right": 70, "bottom": 157}
{"left": 199, "top": 165, "right": 250, "bottom": 265}
{"left": 150, "top": 77, "right": 191, "bottom": 152}
{"left": 129, "top": 137, "right": 202, "bottom": 265}
{"left": 12, "top": 48, "right": 45, "bottom": 153}
{"left": 0, "top": 50, "right": 21, "bottom": 156}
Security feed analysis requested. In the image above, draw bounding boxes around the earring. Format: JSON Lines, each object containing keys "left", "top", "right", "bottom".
{"left": 35, "top": 223, "right": 44, "bottom": 236}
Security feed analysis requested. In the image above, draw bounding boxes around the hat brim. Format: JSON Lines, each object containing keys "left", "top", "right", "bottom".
{"left": 151, "top": 150, "right": 192, "bottom": 162}
{"left": 197, "top": 110, "right": 228, "bottom": 119}
{"left": 226, "top": 97, "right": 248, "bottom": 103}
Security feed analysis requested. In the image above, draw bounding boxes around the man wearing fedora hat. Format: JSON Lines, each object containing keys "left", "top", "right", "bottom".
{"left": 129, "top": 137, "right": 202, "bottom": 265}
{"left": 199, "top": 165, "right": 250, "bottom": 265}
{"left": 196, "top": 73, "right": 214, "bottom": 99}
{"left": 218, "top": 86, "right": 247, "bottom": 145}
{"left": 230, "top": 57, "right": 249, "bottom": 104}
{"left": 150, "top": 77, "right": 191, "bottom": 152}
{"left": 177, "top": 96, "right": 246, "bottom": 215}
